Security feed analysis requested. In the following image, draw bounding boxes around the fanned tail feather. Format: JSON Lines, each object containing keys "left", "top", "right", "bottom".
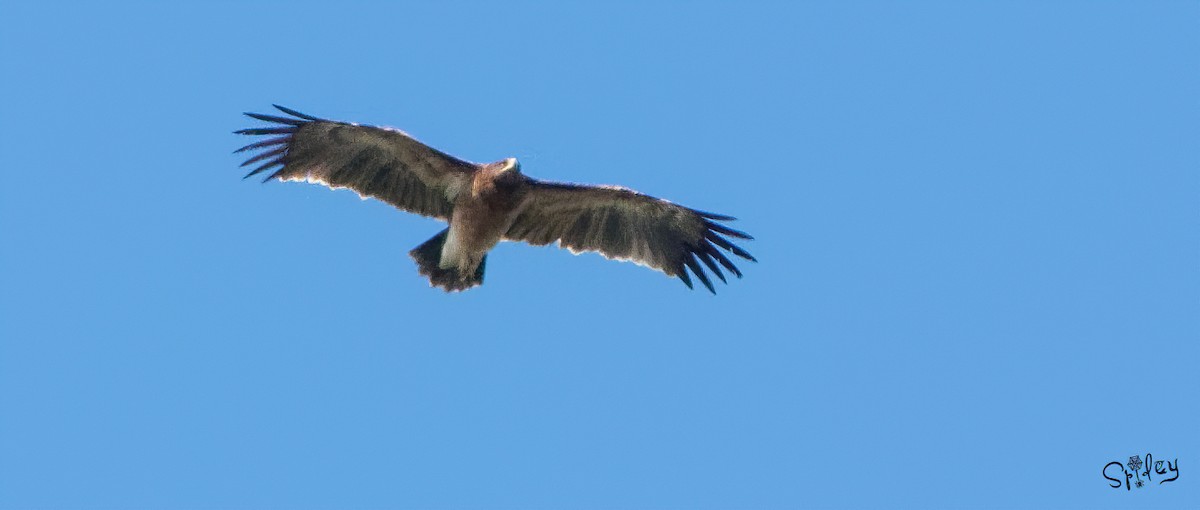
{"left": 409, "top": 229, "right": 486, "bottom": 292}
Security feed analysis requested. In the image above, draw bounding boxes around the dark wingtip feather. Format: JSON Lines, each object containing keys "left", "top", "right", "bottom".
{"left": 242, "top": 158, "right": 283, "bottom": 179}
{"left": 733, "top": 247, "right": 757, "bottom": 262}
{"left": 273, "top": 104, "right": 322, "bottom": 121}
{"left": 677, "top": 266, "right": 694, "bottom": 289}
{"left": 233, "top": 135, "right": 290, "bottom": 154}
{"left": 705, "top": 232, "right": 757, "bottom": 263}
{"left": 239, "top": 146, "right": 287, "bottom": 167}
{"left": 243, "top": 112, "right": 303, "bottom": 125}
{"left": 263, "top": 165, "right": 294, "bottom": 183}
{"left": 706, "top": 220, "right": 753, "bottom": 240}
{"left": 684, "top": 254, "right": 716, "bottom": 294}
{"left": 234, "top": 127, "right": 296, "bottom": 135}
{"left": 695, "top": 250, "right": 727, "bottom": 283}
{"left": 692, "top": 209, "right": 737, "bottom": 221}
{"left": 703, "top": 241, "right": 743, "bottom": 278}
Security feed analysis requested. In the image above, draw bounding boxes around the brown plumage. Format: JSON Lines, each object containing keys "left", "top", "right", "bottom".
{"left": 234, "top": 105, "right": 755, "bottom": 293}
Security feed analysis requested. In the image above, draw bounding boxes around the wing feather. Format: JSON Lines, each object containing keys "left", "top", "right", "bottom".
{"left": 234, "top": 106, "right": 477, "bottom": 220}
{"left": 505, "top": 181, "right": 754, "bottom": 293}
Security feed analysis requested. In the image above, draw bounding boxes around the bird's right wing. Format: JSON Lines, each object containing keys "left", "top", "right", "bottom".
{"left": 505, "top": 180, "right": 755, "bottom": 293}
{"left": 234, "top": 105, "right": 478, "bottom": 220}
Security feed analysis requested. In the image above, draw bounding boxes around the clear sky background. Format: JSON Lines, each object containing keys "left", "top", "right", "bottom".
{"left": 1, "top": 1, "right": 1196, "bottom": 508}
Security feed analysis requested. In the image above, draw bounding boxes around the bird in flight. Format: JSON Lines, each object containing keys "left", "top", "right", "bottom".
{"left": 234, "top": 105, "right": 755, "bottom": 293}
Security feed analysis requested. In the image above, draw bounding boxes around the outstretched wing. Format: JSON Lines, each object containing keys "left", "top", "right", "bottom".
{"left": 234, "top": 105, "right": 478, "bottom": 220}
{"left": 505, "top": 181, "right": 755, "bottom": 293}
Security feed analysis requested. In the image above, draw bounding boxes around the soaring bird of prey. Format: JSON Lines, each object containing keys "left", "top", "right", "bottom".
{"left": 234, "top": 105, "right": 755, "bottom": 293}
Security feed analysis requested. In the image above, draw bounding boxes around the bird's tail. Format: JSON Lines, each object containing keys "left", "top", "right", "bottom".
{"left": 409, "top": 228, "right": 486, "bottom": 292}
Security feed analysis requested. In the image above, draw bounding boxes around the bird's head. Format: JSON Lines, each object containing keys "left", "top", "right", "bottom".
{"left": 500, "top": 157, "right": 521, "bottom": 174}
{"left": 492, "top": 157, "right": 523, "bottom": 187}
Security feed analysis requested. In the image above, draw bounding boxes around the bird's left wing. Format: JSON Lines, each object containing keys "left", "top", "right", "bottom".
{"left": 235, "top": 105, "right": 477, "bottom": 220}
{"left": 504, "top": 180, "right": 755, "bottom": 293}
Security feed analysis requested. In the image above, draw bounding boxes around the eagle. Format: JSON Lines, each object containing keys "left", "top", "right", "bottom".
{"left": 234, "top": 105, "right": 755, "bottom": 293}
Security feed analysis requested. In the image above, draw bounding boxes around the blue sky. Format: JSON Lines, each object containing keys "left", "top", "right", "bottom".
{"left": 1, "top": 1, "right": 1196, "bottom": 508}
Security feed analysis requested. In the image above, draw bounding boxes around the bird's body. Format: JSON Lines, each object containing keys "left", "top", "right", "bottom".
{"left": 434, "top": 159, "right": 527, "bottom": 290}
{"left": 235, "top": 106, "right": 754, "bottom": 293}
